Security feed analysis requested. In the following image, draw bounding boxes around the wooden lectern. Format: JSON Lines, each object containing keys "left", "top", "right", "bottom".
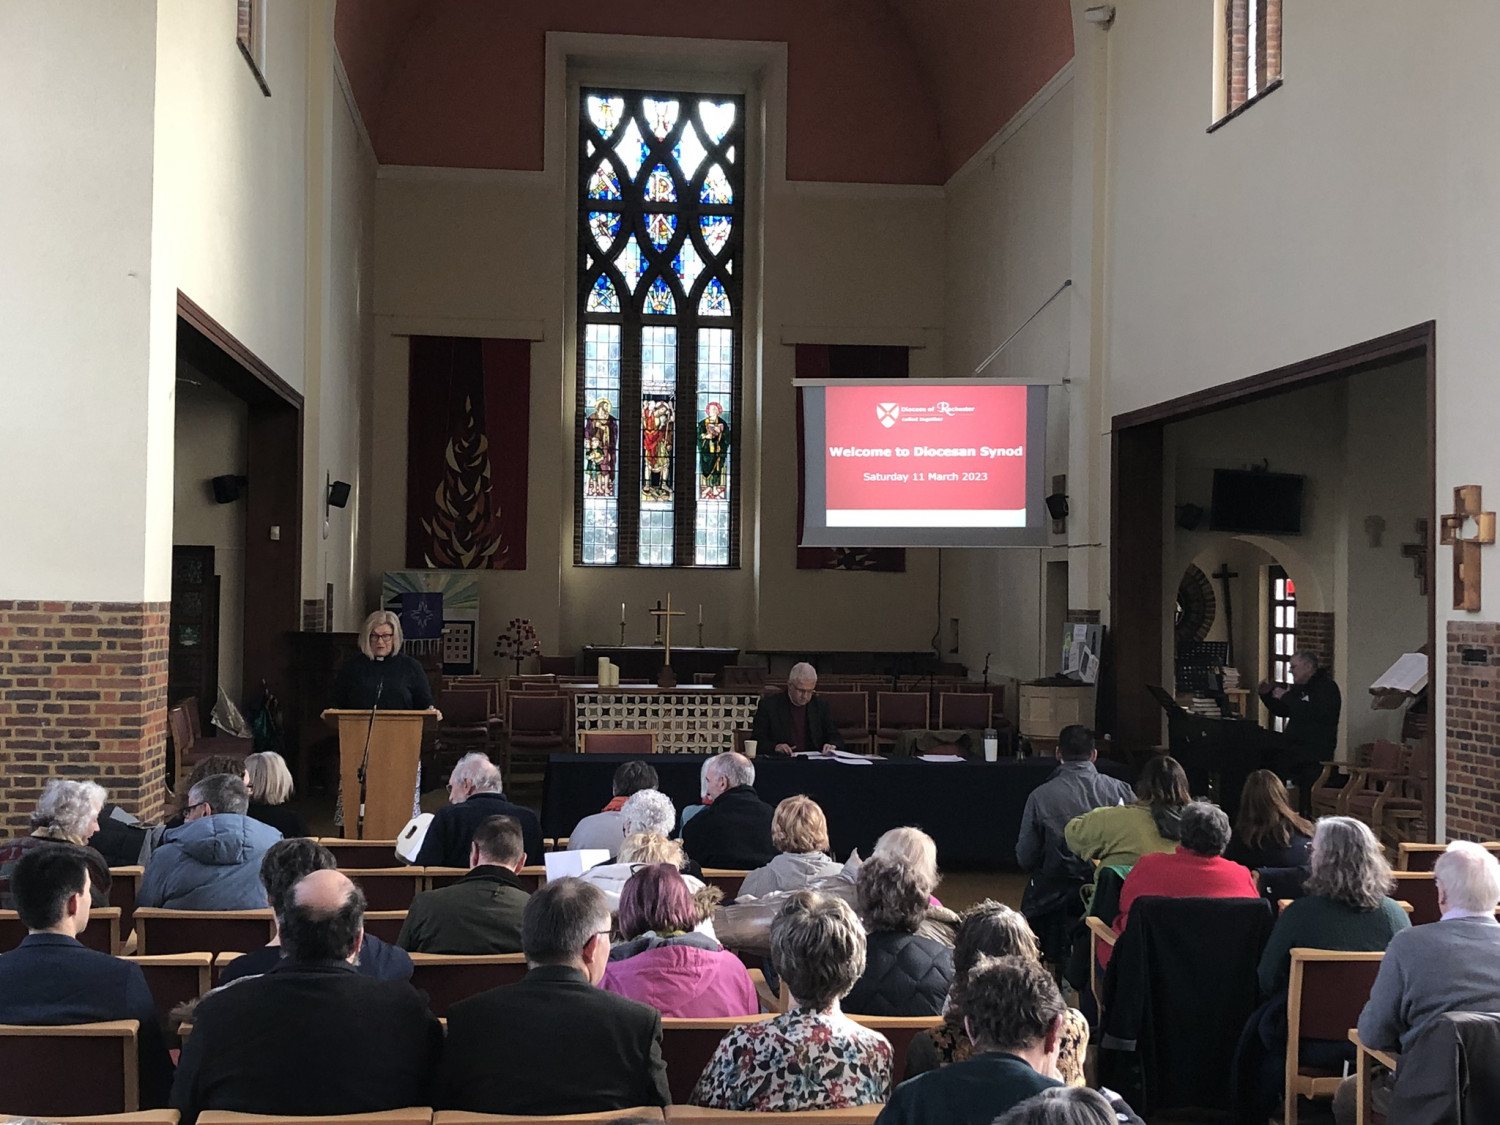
{"left": 321, "top": 709, "right": 429, "bottom": 839}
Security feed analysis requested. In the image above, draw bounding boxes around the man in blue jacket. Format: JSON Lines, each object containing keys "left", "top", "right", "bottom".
{"left": 137, "top": 773, "right": 281, "bottom": 910}
{"left": 0, "top": 844, "right": 175, "bottom": 1107}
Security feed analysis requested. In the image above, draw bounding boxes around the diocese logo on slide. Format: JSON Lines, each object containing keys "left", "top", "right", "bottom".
{"left": 876, "top": 403, "right": 899, "bottom": 428}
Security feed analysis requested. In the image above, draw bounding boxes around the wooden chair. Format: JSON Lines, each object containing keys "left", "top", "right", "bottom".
{"left": 848, "top": 1014, "right": 943, "bottom": 1085}
{"left": 436, "top": 1110, "right": 664, "bottom": 1125}
{"left": 198, "top": 1112, "right": 434, "bottom": 1125}
{"left": 212, "top": 951, "right": 243, "bottom": 985}
{"left": 363, "top": 910, "right": 410, "bottom": 945}
{"left": 1388, "top": 871, "right": 1442, "bottom": 924}
{"left": 1284, "top": 949, "right": 1385, "bottom": 1124}
{"left": 660, "top": 1015, "right": 776, "bottom": 1103}
{"left": 118, "top": 952, "right": 213, "bottom": 1037}
{"left": 504, "top": 693, "right": 569, "bottom": 792}
{"left": 823, "top": 690, "right": 872, "bottom": 752}
{"left": 1342, "top": 741, "right": 1420, "bottom": 843}
{"left": 938, "top": 691, "right": 993, "bottom": 731}
{"left": 0, "top": 1019, "right": 140, "bottom": 1116}
{"left": 1348, "top": 1028, "right": 1397, "bottom": 1125}
{"left": 1397, "top": 840, "right": 1500, "bottom": 871}
{"left": 434, "top": 688, "right": 498, "bottom": 775}
{"left": 407, "top": 952, "right": 529, "bottom": 1016}
{"left": 665, "top": 1109, "right": 881, "bottom": 1125}
{"left": 109, "top": 864, "right": 144, "bottom": 936}
{"left": 874, "top": 692, "right": 929, "bottom": 753}
{"left": 700, "top": 869, "right": 750, "bottom": 901}
{"left": 131, "top": 908, "right": 275, "bottom": 955}
{"left": 319, "top": 838, "right": 403, "bottom": 869}
{"left": 578, "top": 730, "right": 658, "bottom": 754}
{"left": 539, "top": 656, "right": 578, "bottom": 676}
{"left": 419, "top": 866, "right": 543, "bottom": 893}
{"left": 0, "top": 907, "right": 121, "bottom": 955}
{"left": 347, "top": 867, "right": 428, "bottom": 911}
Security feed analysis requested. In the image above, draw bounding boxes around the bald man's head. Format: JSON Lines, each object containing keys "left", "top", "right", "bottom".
{"left": 280, "top": 868, "right": 366, "bottom": 963}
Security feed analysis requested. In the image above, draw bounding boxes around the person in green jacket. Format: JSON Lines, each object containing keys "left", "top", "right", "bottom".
{"left": 1064, "top": 755, "right": 1191, "bottom": 889}
{"left": 399, "top": 814, "right": 530, "bottom": 954}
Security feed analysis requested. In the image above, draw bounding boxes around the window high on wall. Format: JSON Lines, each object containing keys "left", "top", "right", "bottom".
{"left": 1214, "top": 0, "right": 1282, "bottom": 125}
{"left": 575, "top": 88, "right": 745, "bottom": 568}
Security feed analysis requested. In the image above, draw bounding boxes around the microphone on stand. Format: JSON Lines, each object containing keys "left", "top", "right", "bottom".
{"left": 356, "top": 677, "right": 383, "bottom": 840}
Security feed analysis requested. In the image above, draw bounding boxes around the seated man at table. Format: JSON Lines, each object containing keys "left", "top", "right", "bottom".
{"left": 680, "top": 751, "right": 778, "bottom": 870}
{"left": 136, "top": 773, "right": 282, "bottom": 910}
{"left": 171, "top": 869, "right": 443, "bottom": 1125}
{"left": 218, "top": 837, "right": 413, "bottom": 983}
{"left": 439, "top": 877, "right": 670, "bottom": 1114}
{"left": 414, "top": 751, "right": 543, "bottom": 868}
{"left": 566, "top": 759, "right": 660, "bottom": 858}
{"left": 0, "top": 844, "right": 175, "bottom": 1108}
{"left": 1016, "top": 725, "right": 1135, "bottom": 963}
{"left": 399, "top": 814, "right": 530, "bottom": 954}
{"left": 751, "top": 662, "right": 845, "bottom": 756}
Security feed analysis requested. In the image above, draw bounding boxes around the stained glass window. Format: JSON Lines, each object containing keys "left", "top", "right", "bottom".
{"left": 576, "top": 89, "right": 744, "bottom": 568}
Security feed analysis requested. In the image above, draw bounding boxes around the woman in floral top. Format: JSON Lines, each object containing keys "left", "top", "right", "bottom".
{"left": 690, "top": 890, "right": 892, "bottom": 1110}
{"left": 904, "top": 900, "right": 1088, "bottom": 1086}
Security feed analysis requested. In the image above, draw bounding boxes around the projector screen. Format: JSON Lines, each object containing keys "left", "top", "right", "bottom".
{"left": 799, "top": 379, "right": 1049, "bottom": 548}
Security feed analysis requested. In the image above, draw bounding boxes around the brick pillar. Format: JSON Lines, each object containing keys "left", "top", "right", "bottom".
{"left": 1263, "top": 0, "right": 1282, "bottom": 84}
{"left": 1446, "top": 621, "right": 1500, "bottom": 841}
{"left": 0, "top": 600, "right": 169, "bottom": 833}
{"left": 1297, "top": 611, "right": 1335, "bottom": 672}
{"left": 1228, "top": 0, "right": 1249, "bottom": 109}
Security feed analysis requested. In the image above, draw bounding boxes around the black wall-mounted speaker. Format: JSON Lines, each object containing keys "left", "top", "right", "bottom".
{"left": 211, "top": 475, "right": 247, "bottom": 504}
{"left": 327, "top": 480, "right": 352, "bottom": 509}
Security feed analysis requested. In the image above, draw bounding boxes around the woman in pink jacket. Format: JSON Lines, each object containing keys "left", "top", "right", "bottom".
{"left": 601, "top": 863, "right": 759, "bottom": 1017}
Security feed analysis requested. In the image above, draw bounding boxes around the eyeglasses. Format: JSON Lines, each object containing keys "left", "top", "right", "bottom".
{"left": 371, "top": 630, "right": 395, "bottom": 641}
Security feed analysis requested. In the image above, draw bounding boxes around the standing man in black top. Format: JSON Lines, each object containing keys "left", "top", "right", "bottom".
{"left": 1258, "top": 650, "right": 1341, "bottom": 815}
{"left": 751, "top": 662, "right": 844, "bottom": 756}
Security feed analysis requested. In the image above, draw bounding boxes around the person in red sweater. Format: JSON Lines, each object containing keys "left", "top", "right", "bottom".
{"left": 1105, "top": 800, "right": 1258, "bottom": 966}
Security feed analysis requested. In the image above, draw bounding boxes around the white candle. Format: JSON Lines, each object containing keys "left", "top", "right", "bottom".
{"left": 620, "top": 601, "right": 626, "bottom": 625}
{"left": 698, "top": 603, "right": 703, "bottom": 625}
{"left": 597, "top": 656, "right": 610, "bottom": 686}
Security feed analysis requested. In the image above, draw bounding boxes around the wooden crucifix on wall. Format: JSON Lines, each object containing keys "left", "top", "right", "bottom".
{"left": 1440, "top": 486, "right": 1496, "bottom": 612}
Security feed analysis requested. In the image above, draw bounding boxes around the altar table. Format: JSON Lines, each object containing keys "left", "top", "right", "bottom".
{"left": 581, "top": 645, "right": 740, "bottom": 681}
{"left": 572, "top": 689, "right": 762, "bottom": 754}
{"left": 542, "top": 752, "right": 1133, "bottom": 869}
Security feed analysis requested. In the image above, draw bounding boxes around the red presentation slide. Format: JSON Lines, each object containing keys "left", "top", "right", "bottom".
{"left": 824, "top": 384, "right": 1029, "bottom": 526}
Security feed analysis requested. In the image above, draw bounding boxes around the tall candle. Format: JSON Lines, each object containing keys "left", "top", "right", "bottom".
{"left": 620, "top": 601, "right": 626, "bottom": 625}
{"left": 597, "top": 656, "right": 610, "bottom": 686}
{"left": 698, "top": 603, "right": 703, "bottom": 625}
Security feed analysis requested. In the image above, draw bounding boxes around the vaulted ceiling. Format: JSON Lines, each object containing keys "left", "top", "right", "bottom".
{"left": 333, "top": 1, "right": 1074, "bottom": 184}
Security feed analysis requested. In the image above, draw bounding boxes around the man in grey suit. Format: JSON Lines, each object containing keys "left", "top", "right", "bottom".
{"left": 1333, "top": 840, "right": 1500, "bottom": 1124}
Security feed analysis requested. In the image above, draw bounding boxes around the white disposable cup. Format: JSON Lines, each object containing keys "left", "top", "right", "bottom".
{"left": 743, "top": 740, "right": 758, "bottom": 758}
{"left": 983, "top": 737, "right": 999, "bottom": 762}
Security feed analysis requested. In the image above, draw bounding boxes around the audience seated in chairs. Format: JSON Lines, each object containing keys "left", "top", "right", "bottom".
{"left": 399, "top": 814, "right": 530, "bottom": 955}
{"left": 156, "top": 754, "right": 250, "bottom": 837}
{"left": 1015, "top": 725, "right": 1135, "bottom": 966}
{"left": 1232, "top": 815, "right": 1410, "bottom": 1122}
{"left": 843, "top": 855, "right": 955, "bottom": 1017}
{"left": 566, "top": 759, "right": 661, "bottom": 859}
{"left": 438, "top": 877, "right": 671, "bottom": 1115}
{"left": 0, "top": 844, "right": 175, "bottom": 1108}
{"left": 218, "top": 837, "right": 413, "bottom": 984}
{"left": 1331, "top": 840, "right": 1500, "bottom": 1124}
{"left": 905, "top": 900, "right": 1089, "bottom": 1087}
{"left": 1225, "top": 768, "right": 1313, "bottom": 897}
{"left": 412, "top": 751, "right": 543, "bottom": 868}
{"left": 1106, "top": 800, "right": 1259, "bottom": 966}
{"left": 170, "top": 869, "right": 442, "bottom": 1125}
{"left": 994, "top": 1086, "right": 1146, "bottom": 1125}
{"left": 1065, "top": 755, "right": 1191, "bottom": 906}
{"left": 0, "top": 777, "right": 112, "bottom": 909}
{"left": 600, "top": 862, "right": 757, "bottom": 1017}
{"left": 739, "top": 795, "right": 845, "bottom": 900}
{"left": 244, "top": 751, "right": 310, "bottom": 840}
{"left": 680, "top": 751, "right": 778, "bottom": 870}
{"left": 691, "top": 890, "right": 892, "bottom": 1110}
{"left": 137, "top": 774, "right": 282, "bottom": 911}
{"left": 873, "top": 826, "right": 950, "bottom": 912}
{"left": 876, "top": 956, "right": 1078, "bottom": 1125}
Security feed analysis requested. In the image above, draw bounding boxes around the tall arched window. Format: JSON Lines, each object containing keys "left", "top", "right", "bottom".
{"left": 575, "top": 88, "right": 745, "bottom": 568}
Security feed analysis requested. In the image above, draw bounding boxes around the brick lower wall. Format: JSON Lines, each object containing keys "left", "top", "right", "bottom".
{"left": 1298, "top": 610, "right": 1335, "bottom": 671}
{"left": 0, "top": 601, "right": 169, "bottom": 834}
{"left": 1446, "top": 621, "right": 1500, "bottom": 841}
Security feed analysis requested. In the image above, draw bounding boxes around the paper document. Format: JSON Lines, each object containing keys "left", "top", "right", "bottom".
{"left": 1370, "top": 652, "right": 1428, "bottom": 695}
{"left": 917, "top": 754, "right": 966, "bottom": 763}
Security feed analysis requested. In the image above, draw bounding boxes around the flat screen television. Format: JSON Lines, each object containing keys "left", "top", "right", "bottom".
{"left": 1209, "top": 469, "right": 1304, "bottom": 534}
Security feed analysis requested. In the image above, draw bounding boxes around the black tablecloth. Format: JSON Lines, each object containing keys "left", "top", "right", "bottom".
{"left": 541, "top": 754, "right": 1133, "bottom": 870}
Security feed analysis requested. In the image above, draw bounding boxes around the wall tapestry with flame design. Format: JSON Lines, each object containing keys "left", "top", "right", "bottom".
{"left": 406, "top": 336, "right": 530, "bottom": 570}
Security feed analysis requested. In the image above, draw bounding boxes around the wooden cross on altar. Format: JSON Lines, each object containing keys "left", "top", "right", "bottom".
{"left": 650, "top": 595, "right": 687, "bottom": 687}
{"left": 1440, "top": 486, "right": 1496, "bottom": 611}
{"left": 1211, "top": 563, "right": 1240, "bottom": 666}
{"left": 1400, "top": 519, "right": 1430, "bottom": 598}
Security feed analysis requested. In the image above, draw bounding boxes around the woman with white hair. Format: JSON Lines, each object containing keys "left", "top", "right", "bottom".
{"left": 246, "top": 751, "right": 309, "bottom": 839}
{"left": 0, "top": 777, "right": 112, "bottom": 908}
{"left": 330, "top": 610, "right": 438, "bottom": 712}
